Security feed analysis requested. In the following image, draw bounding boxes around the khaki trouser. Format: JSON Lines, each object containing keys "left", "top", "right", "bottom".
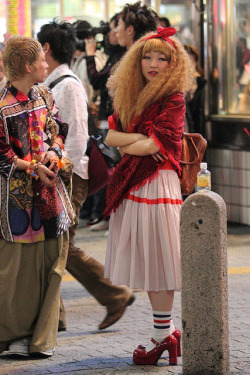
{"left": 59, "top": 174, "right": 131, "bottom": 328}
{"left": 0, "top": 231, "right": 68, "bottom": 353}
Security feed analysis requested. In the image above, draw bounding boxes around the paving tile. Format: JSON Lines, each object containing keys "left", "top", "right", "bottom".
{"left": 1, "top": 224, "right": 250, "bottom": 374}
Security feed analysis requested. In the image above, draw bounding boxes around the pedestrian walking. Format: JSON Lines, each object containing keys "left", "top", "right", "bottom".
{"left": 37, "top": 20, "right": 135, "bottom": 332}
{"left": 103, "top": 26, "right": 196, "bottom": 365}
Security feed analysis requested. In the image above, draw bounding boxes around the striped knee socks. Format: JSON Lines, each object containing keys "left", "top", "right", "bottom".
{"left": 146, "top": 310, "right": 172, "bottom": 352}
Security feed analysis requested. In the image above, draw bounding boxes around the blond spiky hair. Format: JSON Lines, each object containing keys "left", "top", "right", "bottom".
{"left": 3, "top": 35, "right": 42, "bottom": 81}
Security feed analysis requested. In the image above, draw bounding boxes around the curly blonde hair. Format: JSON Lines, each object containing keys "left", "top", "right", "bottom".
{"left": 3, "top": 35, "right": 41, "bottom": 81}
{"left": 109, "top": 32, "right": 197, "bottom": 129}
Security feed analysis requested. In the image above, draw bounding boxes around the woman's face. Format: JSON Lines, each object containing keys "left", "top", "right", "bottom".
{"left": 141, "top": 51, "right": 169, "bottom": 82}
{"left": 0, "top": 50, "right": 4, "bottom": 82}
{"left": 115, "top": 18, "right": 134, "bottom": 49}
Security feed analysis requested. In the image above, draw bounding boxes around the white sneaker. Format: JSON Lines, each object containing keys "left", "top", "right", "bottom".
{"left": 9, "top": 338, "right": 30, "bottom": 357}
{"left": 90, "top": 220, "right": 109, "bottom": 231}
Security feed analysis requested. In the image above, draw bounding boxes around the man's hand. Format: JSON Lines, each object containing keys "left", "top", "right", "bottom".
{"left": 40, "top": 150, "right": 57, "bottom": 166}
{"left": 85, "top": 37, "right": 97, "bottom": 56}
{"left": 37, "top": 164, "right": 58, "bottom": 187}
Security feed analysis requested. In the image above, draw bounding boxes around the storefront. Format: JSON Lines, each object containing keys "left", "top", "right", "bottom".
{"left": 203, "top": 0, "right": 250, "bottom": 224}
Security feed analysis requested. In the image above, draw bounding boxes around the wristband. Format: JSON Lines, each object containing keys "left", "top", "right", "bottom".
{"left": 48, "top": 147, "right": 63, "bottom": 160}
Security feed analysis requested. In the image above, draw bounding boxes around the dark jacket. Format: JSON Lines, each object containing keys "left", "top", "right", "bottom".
{"left": 86, "top": 45, "right": 125, "bottom": 120}
{"left": 186, "top": 75, "right": 207, "bottom": 136}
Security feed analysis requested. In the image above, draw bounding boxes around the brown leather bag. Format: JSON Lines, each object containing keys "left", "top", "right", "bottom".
{"left": 180, "top": 132, "right": 207, "bottom": 195}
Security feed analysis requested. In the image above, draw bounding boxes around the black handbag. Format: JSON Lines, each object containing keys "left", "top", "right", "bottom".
{"left": 86, "top": 135, "right": 121, "bottom": 196}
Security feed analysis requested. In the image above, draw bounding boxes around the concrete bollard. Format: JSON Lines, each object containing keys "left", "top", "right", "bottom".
{"left": 180, "top": 191, "right": 229, "bottom": 375}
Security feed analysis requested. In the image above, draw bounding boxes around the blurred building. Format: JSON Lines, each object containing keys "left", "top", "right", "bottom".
{"left": 1, "top": 0, "right": 250, "bottom": 224}
{"left": 1, "top": 0, "right": 195, "bottom": 40}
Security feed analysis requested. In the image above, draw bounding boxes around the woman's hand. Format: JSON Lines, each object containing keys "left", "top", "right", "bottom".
{"left": 136, "top": 134, "right": 148, "bottom": 141}
{"left": 115, "top": 136, "right": 163, "bottom": 157}
{"left": 85, "top": 37, "right": 97, "bottom": 56}
{"left": 118, "top": 146, "right": 125, "bottom": 157}
{"left": 152, "top": 152, "right": 168, "bottom": 162}
{"left": 118, "top": 134, "right": 150, "bottom": 156}
{"left": 105, "top": 129, "right": 148, "bottom": 148}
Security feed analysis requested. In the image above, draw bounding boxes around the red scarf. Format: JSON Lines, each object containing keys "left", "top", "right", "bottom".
{"left": 104, "top": 93, "right": 185, "bottom": 217}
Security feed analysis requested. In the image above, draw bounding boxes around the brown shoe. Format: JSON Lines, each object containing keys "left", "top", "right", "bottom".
{"left": 98, "top": 294, "right": 135, "bottom": 330}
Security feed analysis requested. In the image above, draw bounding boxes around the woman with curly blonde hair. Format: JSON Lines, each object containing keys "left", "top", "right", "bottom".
{"left": 103, "top": 27, "right": 196, "bottom": 366}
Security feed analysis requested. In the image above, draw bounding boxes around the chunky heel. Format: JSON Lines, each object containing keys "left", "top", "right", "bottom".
{"left": 172, "top": 329, "right": 181, "bottom": 357}
{"left": 168, "top": 342, "right": 177, "bottom": 365}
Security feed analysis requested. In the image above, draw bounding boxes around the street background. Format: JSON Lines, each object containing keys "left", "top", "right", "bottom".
{"left": 0, "top": 220, "right": 250, "bottom": 374}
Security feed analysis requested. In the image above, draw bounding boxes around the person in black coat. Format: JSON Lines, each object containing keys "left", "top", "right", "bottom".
{"left": 83, "top": 13, "right": 125, "bottom": 230}
{"left": 85, "top": 13, "right": 125, "bottom": 131}
{"left": 184, "top": 44, "right": 207, "bottom": 137}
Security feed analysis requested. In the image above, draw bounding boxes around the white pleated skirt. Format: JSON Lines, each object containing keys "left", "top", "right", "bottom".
{"left": 104, "top": 169, "right": 182, "bottom": 292}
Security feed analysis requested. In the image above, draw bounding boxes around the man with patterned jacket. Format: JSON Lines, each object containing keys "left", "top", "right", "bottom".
{"left": 0, "top": 35, "right": 74, "bottom": 358}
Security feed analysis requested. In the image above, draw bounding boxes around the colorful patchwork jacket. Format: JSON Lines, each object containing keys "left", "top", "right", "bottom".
{"left": 0, "top": 82, "right": 75, "bottom": 243}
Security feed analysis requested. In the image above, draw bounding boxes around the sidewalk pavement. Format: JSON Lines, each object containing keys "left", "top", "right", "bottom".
{"left": 0, "top": 221, "right": 250, "bottom": 374}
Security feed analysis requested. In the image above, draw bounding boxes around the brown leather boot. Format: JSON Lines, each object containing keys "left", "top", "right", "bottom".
{"left": 99, "top": 294, "right": 135, "bottom": 330}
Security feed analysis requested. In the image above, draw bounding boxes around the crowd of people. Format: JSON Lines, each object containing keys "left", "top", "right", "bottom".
{"left": 0, "top": 0, "right": 201, "bottom": 366}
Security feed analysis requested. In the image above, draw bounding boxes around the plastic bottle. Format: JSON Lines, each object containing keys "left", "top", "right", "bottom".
{"left": 197, "top": 162, "right": 211, "bottom": 191}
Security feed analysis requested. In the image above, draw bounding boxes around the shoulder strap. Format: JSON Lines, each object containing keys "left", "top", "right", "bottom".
{"left": 48, "top": 73, "right": 97, "bottom": 135}
{"left": 48, "top": 74, "right": 79, "bottom": 89}
{"left": 33, "top": 84, "right": 51, "bottom": 111}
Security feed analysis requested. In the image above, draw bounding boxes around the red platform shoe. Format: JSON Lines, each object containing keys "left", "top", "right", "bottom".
{"left": 137, "top": 329, "right": 181, "bottom": 357}
{"left": 133, "top": 334, "right": 178, "bottom": 365}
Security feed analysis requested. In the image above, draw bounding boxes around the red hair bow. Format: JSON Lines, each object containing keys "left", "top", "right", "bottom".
{"left": 142, "top": 26, "right": 177, "bottom": 48}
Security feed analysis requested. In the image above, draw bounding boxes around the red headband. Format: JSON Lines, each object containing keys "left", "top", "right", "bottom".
{"left": 142, "top": 26, "right": 177, "bottom": 48}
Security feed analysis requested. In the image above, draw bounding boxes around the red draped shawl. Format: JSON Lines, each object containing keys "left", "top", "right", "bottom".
{"left": 104, "top": 92, "right": 185, "bottom": 217}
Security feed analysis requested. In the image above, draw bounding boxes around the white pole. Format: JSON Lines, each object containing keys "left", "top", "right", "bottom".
{"left": 59, "top": 0, "right": 64, "bottom": 21}
{"left": 102, "top": 0, "right": 109, "bottom": 22}
{"left": 151, "top": 0, "right": 160, "bottom": 14}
